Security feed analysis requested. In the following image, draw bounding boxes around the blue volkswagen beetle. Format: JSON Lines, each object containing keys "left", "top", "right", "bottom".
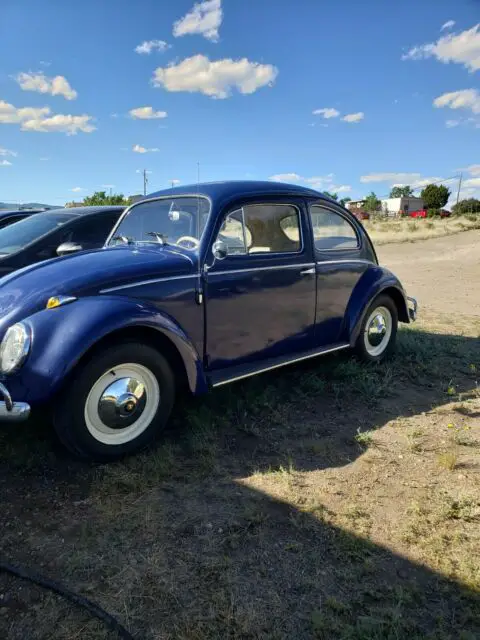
{"left": 0, "top": 181, "right": 416, "bottom": 460}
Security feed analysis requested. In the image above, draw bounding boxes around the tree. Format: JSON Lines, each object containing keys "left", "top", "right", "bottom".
{"left": 82, "top": 191, "right": 129, "bottom": 206}
{"left": 389, "top": 185, "right": 414, "bottom": 198}
{"left": 420, "top": 184, "right": 450, "bottom": 210}
{"left": 452, "top": 198, "right": 480, "bottom": 215}
{"left": 364, "top": 191, "right": 381, "bottom": 212}
{"left": 340, "top": 196, "right": 351, "bottom": 207}
{"left": 323, "top": 191, "right": 338, "bottom": 201}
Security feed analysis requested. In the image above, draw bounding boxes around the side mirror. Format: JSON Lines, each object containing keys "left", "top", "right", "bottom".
{"left": 212, "top": 239, "right": 228, "bottom": 260}
{"left": 56, "top": 242, "right": 83, "bottom": 257}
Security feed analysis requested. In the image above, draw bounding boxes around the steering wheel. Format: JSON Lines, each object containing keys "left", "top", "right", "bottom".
{"left": 176, "top": 236, "right": 200, "bottom": 249}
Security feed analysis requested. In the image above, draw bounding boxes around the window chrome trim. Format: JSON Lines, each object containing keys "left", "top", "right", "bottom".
{"left": 316, "top": 259, "right": 374, "bottom": 266}
{"left": 104, "top": 193, "right": 212, "bottom": 247}
{"left": 309, "top": 203, "right": 361, "bottom": 252}
{"left": 100, "top": 274, "right": 198, "bottom": 294}
{"left": 209, "top": 263, "right": 315, "bottom": 276}
{"left": 214, "top": 202, "right": 304, "bottom": 259}
{"left": 212, "top": 343, "right": 350, "bottom": 387}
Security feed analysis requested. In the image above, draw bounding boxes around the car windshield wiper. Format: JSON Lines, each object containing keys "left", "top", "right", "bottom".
{"left": 146, "top": 231, "right": 168, "bottom": 245}
{"left": 111, "top": 235, "right": 135, "bottom": 245}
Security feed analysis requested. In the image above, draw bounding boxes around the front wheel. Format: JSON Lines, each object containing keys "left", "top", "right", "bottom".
{"left": 355, "top": 295, "right": 398, "bottom": 363}
{"left": 53, "top": 342, "right": 175, "bottom": 461}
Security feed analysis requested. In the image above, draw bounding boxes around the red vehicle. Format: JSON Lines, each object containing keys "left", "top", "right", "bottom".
{"left": 405, "top": 209, "right": 427, "bottom": 218}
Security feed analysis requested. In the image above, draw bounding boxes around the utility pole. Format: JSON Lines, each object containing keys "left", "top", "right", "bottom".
{"left": 456, "top": 173, "right": 462, "bottom": 205}
{"left": 143, "top": 169, "right": 148, "bottom": 196}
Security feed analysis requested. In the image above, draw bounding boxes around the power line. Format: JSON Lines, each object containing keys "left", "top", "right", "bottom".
{"left": 375, "top": 174, "right": 461, "bottom": 200}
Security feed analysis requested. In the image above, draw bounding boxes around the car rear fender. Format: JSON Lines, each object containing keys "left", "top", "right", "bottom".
{"left": 343, "top": 266, "right": 410, "bottom": 345}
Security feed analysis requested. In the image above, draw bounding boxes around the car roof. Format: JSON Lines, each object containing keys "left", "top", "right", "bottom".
{"left": 0, "top": 209, "right": 44, "bottom": 216}
{"left": 45, "top": 205, "right": 126, "bottom": 217}
{"left": 146, "top": 180, "right": 337, "bottom": 204}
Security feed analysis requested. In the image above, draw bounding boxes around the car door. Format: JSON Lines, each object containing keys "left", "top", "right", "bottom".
{"left": 205, "top": 199, "right": 316, "bottom": 373}
{"left": 308, "top": 201, "right": 373, "bottom": 346}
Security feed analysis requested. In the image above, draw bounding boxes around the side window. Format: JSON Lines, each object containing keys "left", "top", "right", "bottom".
{"left": 217, "top": 209, "right": 249, "bottom": 254}
{"left": 0, "top": 214, "right": 27, "bottom": 230}
{"left": 216, "top": 204, "right": 301, "bottom": 256}
{"left": 309, "top": 205, "right": 358, "bottom": 251}
{"left": 70, "top": 214, "right": 119, "bottom": 248}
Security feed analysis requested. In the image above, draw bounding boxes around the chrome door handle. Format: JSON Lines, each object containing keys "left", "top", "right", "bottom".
{"left": 300, "top": 267, "right": 315, "bottom": 275}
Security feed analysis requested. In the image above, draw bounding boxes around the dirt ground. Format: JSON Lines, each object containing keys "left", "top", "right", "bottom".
{"left": 378, "top": 229, "right": 480, "bottom": 316}
{"left": 0, "top": 231, "right": 479, "bottom": 639}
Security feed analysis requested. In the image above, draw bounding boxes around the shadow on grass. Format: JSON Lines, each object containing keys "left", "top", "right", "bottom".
{"left": 0, "top": 327, "right": 479, "bottom": 638}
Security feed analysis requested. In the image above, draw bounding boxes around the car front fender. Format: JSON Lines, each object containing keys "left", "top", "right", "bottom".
{"left": 6, "top": 296, "right": 207, "bottom": 404}
{"left": 343, "top": 266, "right": 410, "bottom": 346}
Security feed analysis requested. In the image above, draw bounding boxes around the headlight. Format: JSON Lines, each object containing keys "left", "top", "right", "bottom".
{"left": 0, "top": 322, "right": 31, "bottom": 374}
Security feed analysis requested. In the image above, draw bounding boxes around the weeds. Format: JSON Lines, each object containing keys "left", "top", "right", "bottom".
{"left": 437, "top": 449, "right": 459, "bottom": 471}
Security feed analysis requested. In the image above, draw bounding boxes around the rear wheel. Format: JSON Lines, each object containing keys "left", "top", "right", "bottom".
{"left": 53, "top": 342, "right": 175, "bottom": 461}
{"left": 355, "top": 295, "right": 398, "bottom": 362}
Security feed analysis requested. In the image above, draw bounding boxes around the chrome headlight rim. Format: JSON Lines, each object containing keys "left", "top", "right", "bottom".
{"left": 0, "top": 322, "right": 32, "bottom": 375}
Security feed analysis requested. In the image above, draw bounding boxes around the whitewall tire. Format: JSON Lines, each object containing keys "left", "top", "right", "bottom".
{"left": 355, "top": 295, "right": 398, "bottom": 362}
{"left": 53, "top": 343, "right": 175, "bottom": 461}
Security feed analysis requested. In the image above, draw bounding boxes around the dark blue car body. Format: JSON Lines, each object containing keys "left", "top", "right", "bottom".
{"left": 0, "top": 181, "right": 416, "bottom": 458}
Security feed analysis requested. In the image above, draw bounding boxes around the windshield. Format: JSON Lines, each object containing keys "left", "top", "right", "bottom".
{"left": 107, "top": 196, "right": 210, "bottom": 249}
{"left": 0, "top": 213, "right": 75, "bottom": 256}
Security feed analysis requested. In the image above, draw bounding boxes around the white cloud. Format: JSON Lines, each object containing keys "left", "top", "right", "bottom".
{"left": 152, "top": 54, "right": 278, "bottom": 98}
{"left": 342, "top": 112, "right": 364, "bottom": 123}
{"left": 463, "top": 177, "right": 480, "bottom": 188}
{"left": 446, "top": 119, "right": 460, "bottom": 127}
{"left": 101, "top": 184, "right": 116, "bottom": 188}
{"left": 15, "top": 72, "right": 77, "bottom": 100}
{"left": 0, "top": 147, "right": 17, "bottom": 157}
{"left": 312, "top": 107, "right": 339, "bottom": 119}
{"left": 21, "top": 114, "right": 95, "bottom": 134}
{"left": 132, "top": 144, "right": 159, "bottom": 153}
{"left": 0, "top": 159, "right": 12, "bottom": 166}
{"left": 460, "top": 164, "right": 480, "bottom": 176}
{"left": 136, "top": 169, "right": 153, "bottom": 174}
{"left": 402, "top": 23, "right": 480, "bottom": 73}
{"left": 129, "top": 106, "right": 167, "bottom": 119}
{"left": 39, "top": 156, "right": 49, "bottom": 161}
{"left": 433, "top": 89, "right": 480, "bottom": 114}
{"left": 0, "top": 100, "right": 50, "bottom": 124}
{"left": 71, "top": 187, "right": 84, "bottom": 192}
{"left": 169, "top": 179, "right": 181, "bottom": 186}
{"left": 269, "top": 172, "right": 350, "bottom": 194}
{"left": 134, "top": 40, "right": 169, "bottom": 54}
{"left": 0, "top": 99, "right": 95, "bottom": 134}
{"left": 39, "top": 60, "right": 51, "bottom": 67}
{"left": 360, "top": 172, "right": 422, "bottom": 184}
{"left": 331, "top": 184, "right": 352, "bottom": 193}
{"left": 173, "top": 0, "right": 222, "bottom": 42}
{"left": 269, "top": 173, "right": 303, "bottom": 182}
{"left": 441, "top": 20, "right": 455, "bottom": 31}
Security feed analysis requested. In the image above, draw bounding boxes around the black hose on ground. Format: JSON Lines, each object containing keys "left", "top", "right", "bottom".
{"left": 0, "top": 559, "right": 135, "bottom": 640}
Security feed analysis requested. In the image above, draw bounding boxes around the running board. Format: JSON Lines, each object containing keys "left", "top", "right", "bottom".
{"left": 210, "top": 343, "right": 350, "bottom": 388}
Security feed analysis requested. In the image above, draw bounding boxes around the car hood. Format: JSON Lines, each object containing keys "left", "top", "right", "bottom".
{"left": 0, "top": 245, "right": 197, "bottom": 332}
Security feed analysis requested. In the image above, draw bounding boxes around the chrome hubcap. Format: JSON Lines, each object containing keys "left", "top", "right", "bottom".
{"left": 98, "top": 377, "right": 147, "bottom": 429}
{"left": 367, "top": 313, "right": 387, "bottom": 347}
{"left": 84, "top": 363, "right": 160, "bottom": 446}
{"left": 363, "top": 306, "right": 392, "bottom": 357}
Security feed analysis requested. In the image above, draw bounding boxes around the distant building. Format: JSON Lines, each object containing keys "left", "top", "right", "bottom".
{"left": 65, "top": 201, "right": 84, "bottom": 208}
{"left": 345, "top": 199, "right": 366, "bottom": 211}
{"left": 128, "top": 194, "right": 144, "bottom": 204}
{"left": 380, "top": 196, "right": 424, "bottom": 217}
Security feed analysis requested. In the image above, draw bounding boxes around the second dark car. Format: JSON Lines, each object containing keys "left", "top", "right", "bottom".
{"left": 0, "top": 205, "right": 125, "bottom": 276}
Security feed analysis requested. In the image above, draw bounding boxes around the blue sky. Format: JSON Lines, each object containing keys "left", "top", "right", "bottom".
{"left": 0, "top": 0, "right": 479, "bottom": 207}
